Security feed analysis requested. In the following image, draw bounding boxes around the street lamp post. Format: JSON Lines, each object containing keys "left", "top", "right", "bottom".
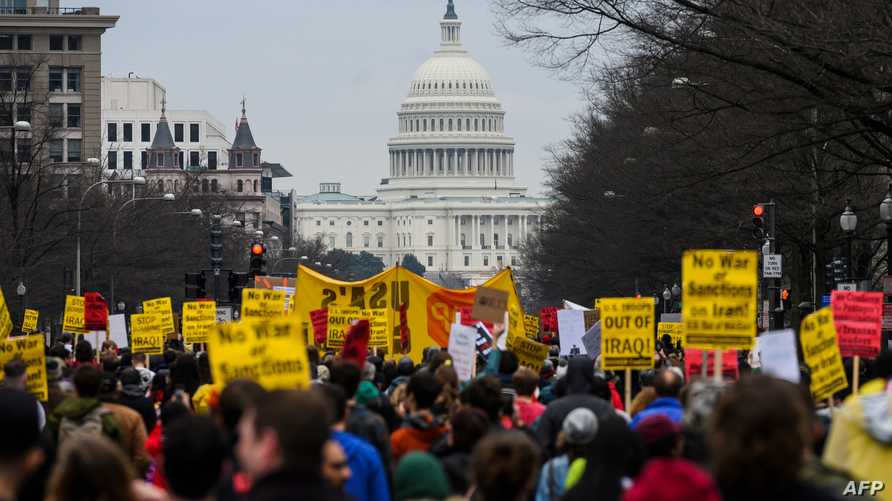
{"left": 880, "top": 186, "right": 892, "bottom": 276}
{"left": 15, "top": 281, "right": 25, "bottom": 332}
{"left": 662, "top": 285, "right": 671, "bottom": 314}
{"left": 671, "top": 283, "right": 681, "bottom": 313}
{"left": 840, "top": 200, "right": 858, "bottom": 283}
{"left": 75, "top": 171, "right": 146, "bottom": 295}
{"left": 109, "top": 193, "right": 175, "bottom": 309}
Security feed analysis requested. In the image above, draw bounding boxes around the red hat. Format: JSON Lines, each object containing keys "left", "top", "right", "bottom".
{"left": 624, "top": 458, "right": 722, "bottom": 501}
{"left": 635, "top": 414, "right": 681, "bottom": 446}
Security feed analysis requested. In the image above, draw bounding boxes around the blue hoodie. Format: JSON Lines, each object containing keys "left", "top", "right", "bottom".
{"left": 629, "top": 397, "right": 684, "bottom": 429}
{"left": 332, "top": 430, "right": 390, "bottom": 501}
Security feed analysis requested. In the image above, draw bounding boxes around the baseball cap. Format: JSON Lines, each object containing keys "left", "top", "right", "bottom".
{"left": 562, "top": 407, "right": 598, "bottom": 445}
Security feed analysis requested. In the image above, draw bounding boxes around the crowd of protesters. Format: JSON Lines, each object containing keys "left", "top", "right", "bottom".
{"left": 0, "top": 325, "right": 890, "bottom": 501}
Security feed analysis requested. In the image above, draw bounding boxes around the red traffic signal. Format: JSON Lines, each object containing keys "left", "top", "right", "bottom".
{"left": 753, "top": 204, "right": 765, "bottom": 217}
{"left": 752, "top": 204, "right": 766, "bottom": 239}
{"left": 251, "top": 243, "right": 265, "bottom": 255}
{"left": 781, "top": 288, "right": 790, "bottom": 301}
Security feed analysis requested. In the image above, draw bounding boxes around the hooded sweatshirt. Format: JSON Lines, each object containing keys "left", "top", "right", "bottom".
{"left": 823, "top": 378, "right": 892, "bottom": 501}
{"left": 535, "top": 357, "right": 614, "bottom": 457}
{"left": 390, "top": 411, "right": 446, "bottom": 461}
{"left": 48, "top": 397, "right": 121, "bottom": 445}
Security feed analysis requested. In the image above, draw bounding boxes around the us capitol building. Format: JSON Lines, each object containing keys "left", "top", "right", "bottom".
{"left": 293, "top": 0, "right": 548, "bottom": 285}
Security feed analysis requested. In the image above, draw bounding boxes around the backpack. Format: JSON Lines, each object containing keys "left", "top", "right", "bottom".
{"left": 57, "top": 406, "right": 115, "bottom": 445}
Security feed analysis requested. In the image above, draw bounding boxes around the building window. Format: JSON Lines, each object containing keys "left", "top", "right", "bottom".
{"left": 107, "top": 123, "right": 117, "bottom": 142}
{"left": 0, "top": 35, "right": 12, "bottom": 50}
{"left": 464, "top": 255, "right": 470, "bottom": 267}
{"left": 0, "top": 66, "right": 9, "bottom": 91}
{"left": 48, "top": 103, "right": 63, "bottom": 127}
{"left": 123, "top": 123, "right": 132, "bottom": 142}
{"left": 15, "top": 102, "right": 28, "bottom": 123}
{"left": 16, "top": 34, "right": 30, "bottom": 51}
{"left": 377, "top": 235, "right": 384, "bottom": 248}
{"left": 67, "top": 67, "right": 80, "bottom": 92}
{"left": 511, "top": 256, "right": 518, "bottom": 266}
{"left": 483, "top": 256, "right": 489, "bottom": 266}
{"left": 237, "top": 180, "right": 243, "bottom": 192}
{"left": 188, "top": 151, "right": 199, "bottom": 167}
{"left": 329, "top": 236, "right": 336, "bottom": 248}
{"left": 235, "top": 153, "right": 243, "bottom": 167}
{"left": 49, "top": 35, "right": 63, "bottom": 51}
{"left": 466, "top": 118, "right": 470, "bottom": 130}
{"left": 190, "top": 123, "right": 199, "bottom": 142}
{"left": 494, "top": 234, "right": 500, "bottom": 248}
{"left": 363, "top": 235, "right": 370, "bottom": 248}
{"left": 201, "top": 179, "right": 209, "bottom": 193}
{"left": 460, "top": 234, "right": 466, "bottom": 247}
{"left": 208, "top": 151, "right": 217, "bottom": 170}
{"left": 507, "top": 234, "right": 513, "bottom": 248}
{"left": 316, "top": 220, "right": 321, "bottom": 226}
{"left": 67, "top": 104, "right": 81, "bottom": 128}
{"left": 448, "top": 119, "right": 453, "bottom": 131}
{"left": 67, "top": 139, "right": 81, "bottom": 162}
{"left": 49, "top": 140, "right": 63, "bottom": 162}
{"left": 253, "top": 153, "right": 259, "bottom": 165}
{"left": 427, "top": 235, "right": 434, "bottom": 247}
{"left": 123, "top": 151, "right": 133, "bottom": 169}
{"left": 480, "top": 234, "right": 485, "bottom": 247}
{"left": 346, "top": 220, "right": 352, "bottom": 226}
{"left": 108, "top": 151, "right": 117, "bottom": 169}
{"left": 15, "top": 66, "right": 29, "bottom": 90}
{"left": 141, "top": 123, "right": 151, "bottom": 142}
{"left": 211, "top": 179, "right": 218, "bottom": 192}
{"left": 428, "top": 219, "right": 433, "bottom": 225}
{"left": 329, "top": 220, "right": 335, "bottom": 226}
{"left": 49, "top": 67, "right": 63, "bottom": 92}
{"left": 67, "top": 35, "right": 82, "bottom": 51}
{"left": 174, "top": 123, "right": 184, "bottom": 142}
{"left": 140, "top": 151, "right": 147, "bottom": 168}
{"left": 253, "top": 180, "right": 258, "bottom": 192}
{"left": 427, "top": 256, "right": 434, "bottom": 267}
{"left": 345, "top": 233, "right": 354, "bottom": 248}
{"left": 178, "top": 151, "right": 184, "bottom": 168}
{"left": 378, "top": 220, "right": 383, "bottom": 226}
{"left": 439, "top": 119, "right": 444, "bottom": 131}
{"left": 363, "top": 220, "right": 369, "bottom": 226}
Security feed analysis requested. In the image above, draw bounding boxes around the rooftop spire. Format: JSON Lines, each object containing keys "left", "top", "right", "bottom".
{"left": 232, "top": 97, "right": 259, "bottom": 151}
{"left": 160, "top": 95, "right": 167, "bottom": 120}
{"left": 444, "top": 0, "right": 458, "bottom": 20}
{"left": 241, "top": 95, "right": 247, "bottom": 119}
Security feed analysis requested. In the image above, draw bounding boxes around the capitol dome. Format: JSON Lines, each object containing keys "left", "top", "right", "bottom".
{"left": 382, "top": 0, "right": 520, "bottom": 200}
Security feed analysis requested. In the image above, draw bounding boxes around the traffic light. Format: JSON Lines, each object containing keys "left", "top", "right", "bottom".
{"left": 209, "top": 217, "right": 223, "bottom": 271}
{"left": 185, "top": 272, "right": 207, "bottom": 299}
{"left": 229, "top": 271, "right": 249, "bottom": 304}
{"left": 752, "top": 204, "right": 766, "bottom": 239}
{"left": 249, "top": 242, "right": 266, "bottom": 277}
{"left": 780, "top": 288, "right": 791, "bottom": 311}
{"left": 824, "top": 263, "right": 835, "bottom": 290}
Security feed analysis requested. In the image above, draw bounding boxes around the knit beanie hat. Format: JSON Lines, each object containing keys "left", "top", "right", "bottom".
{"left": 562, "top": 407, "right": 598, "bottom": 445}
{"left": 394, "top": 452, "right": 450, "bottom": 501}
{"left": 355, "top": 380, "right": 380, "bottom": 406}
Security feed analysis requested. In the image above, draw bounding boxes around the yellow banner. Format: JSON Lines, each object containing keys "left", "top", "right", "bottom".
{"left": 21, "top": 309, "right": 38, "bottom": 334}
{"left": 800, "top": 308, "right": 848, "bottom": 401}
{"left": 63, "top": 295, "right": 86, "bottom": 334}
{"left": 507, "top": 335, "right": 550, "bottom": 372}
{"left": 0, "top": 335, "right": 47, "bottom": 401}
{"left": 682, "top": 250, "right": 758, "bottom": 349}
{"left": 130, "top": 313, "right": 165, "bottom": 355}
{"left": 0, "top": 288, "right": 12, "bottom": 338}
{"left": 600, "top": 297, "right": 655, "bottom": 370}
{"left": 208, "top": 316, "right": 311, "bottom": 390}
{"left": 182, "top": 301, "right": 216, "bottom": 344}
{"left": 657, "top": 322, "right": 684, "bottom": 350}
{"left": 293, "top": 265, "right": 524, "bottom": 362}
{"left": 523, "top": 314, "right": 540, "bottom": 339}
{"left": 143, "top": 297, "right": 175, "bottom": 335}
{"left": 241, "top": 289, "right": 287, "bottom": 321}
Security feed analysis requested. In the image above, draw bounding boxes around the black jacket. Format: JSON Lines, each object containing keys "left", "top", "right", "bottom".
{"left": 112, "top": 394, "right": 157, "bottom": 433}
{"left": 248, "top": 470, "right": 345, "bottom": 501}
{"left": 535, "top": 357, "right": 614, "bottom": 457}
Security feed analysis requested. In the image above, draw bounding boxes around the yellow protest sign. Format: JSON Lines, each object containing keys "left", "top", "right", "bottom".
{"left": 0, "top": 335, "right": 47, "bottom": 400}
{"left": 0, "top": 288, "right": 12, "bottom": 338}
{"left": 326, "top": 306, "right": 361, "bottom": 349}
{"left": 63, "top": 295, "right": 86, "bottom": 334}
{"left": 143, "top": 297, "right": 175, "bottom": 334}
{"left": 365, "top": 308, "right": 390, "bottom": 348}
{"left": 800, "top": 308, "right": 848, "bottom": 401}
{"left": 182, "top": 301, "right": 216, "bottom": 344}
{"left": 130, "top": 313, "right": 165, "bottom": 355}
{"left": 600, "top": 297, "right": 655, "bottom": 370}
{"left": 21, "top": 309, "right": 38, "bottom": 334}
{"left": 682, "top": 250, "right": 758, "bottom": 350}
{"left": 208, "top": 316, "right": 311, "bottom": 390}
{"left": 523, "top": 314, "right": 540, "bottom": 339}
{"left": 241, "top": 289, "right": 287, "bottom": 320}
{"left": 657, "top": 322, "right": 684, "bottom": 349}
{"left": 293, "top": 266, "right": 525, "bottom": 362}
{"left": 508, "top": 335, "right": 550, "bottom": 372}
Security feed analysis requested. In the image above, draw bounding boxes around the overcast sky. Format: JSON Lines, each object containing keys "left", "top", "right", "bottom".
{"left": 88, "top": 0, "right": 585, "bottom": 196}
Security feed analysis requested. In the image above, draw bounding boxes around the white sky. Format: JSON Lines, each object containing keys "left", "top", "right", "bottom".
{"left": 89, "top": 0, "right": 585, "bottom": 196}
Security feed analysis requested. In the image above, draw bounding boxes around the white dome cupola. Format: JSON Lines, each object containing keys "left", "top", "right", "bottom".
{"left": 381, "top": 0, "right": 523, "bottom": 201}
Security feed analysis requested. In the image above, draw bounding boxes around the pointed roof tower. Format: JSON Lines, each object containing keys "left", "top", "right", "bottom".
{"left": 229, "top": 97, "right": 262, "bottom": 169}
{"left": 146, "top": 97, "right": 181, "bottom": 169}
{"left": 444, "top": 0, "right": 458, "bottom": 20}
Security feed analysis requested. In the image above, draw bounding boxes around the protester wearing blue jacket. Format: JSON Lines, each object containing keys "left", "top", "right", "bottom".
{"left": 629, "top": 370, "right": 685, "bottom": 429}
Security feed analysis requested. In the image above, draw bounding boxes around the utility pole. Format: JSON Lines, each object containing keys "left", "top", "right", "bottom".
{"left": 210, "top": 215, "right": 224, "bottom": 300}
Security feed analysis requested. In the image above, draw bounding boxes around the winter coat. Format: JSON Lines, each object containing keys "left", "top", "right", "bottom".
{"left": 390, "top": 412, "right": 446, "bottom": 461}
{"left": 332, "top": 430, "right": 390, "bottom": 501}
{"left": 629, "top": 397, "right": 684, "bottom": 429}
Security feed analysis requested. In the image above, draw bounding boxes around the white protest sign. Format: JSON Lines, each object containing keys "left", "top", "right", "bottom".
{"left": 448, "top": 323, "right": 477, "bottom": 383}
{"left": 108, "top": 314, "right": 128, "bottom": 348}
{"left": 557, "top": 309, "right": 586, "bottom": 356}
{"left": 756, "top": 329, "right": 800, "bottom": 384}
{"left": 763, "top": 254, "right": 782, "bottom": 279}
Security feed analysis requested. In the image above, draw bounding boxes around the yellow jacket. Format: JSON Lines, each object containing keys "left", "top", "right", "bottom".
{"left": 823, "top": 378, "right": 892, "bottom": 501}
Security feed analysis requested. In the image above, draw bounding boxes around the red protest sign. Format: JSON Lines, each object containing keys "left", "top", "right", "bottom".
{"left": 341, "top": 320, "right": 370, "bottom": 368}
{"left": 310, "top": 309, "right": 328, "bottom": 346}
{"left": 459, "top": 307, "right": 493, "bottom": 331}
{"left": 685, "top": 349, "right": 739, "bottom": 380}
{"left": 540, "top": 307, "right": 558, "bottom": 332}
{"left": 831, "top": 291, "right": 883, "bottom": 358}
{"left": 84, "top": 292, "right": 108, "bottom": 331}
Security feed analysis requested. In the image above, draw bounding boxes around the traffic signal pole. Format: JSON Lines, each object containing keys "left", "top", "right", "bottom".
{"left": 210, "top": 215, "right": 224, "bottom": 300}
{"left": 766, "top": 200, "right": 783, "bottom": 330}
